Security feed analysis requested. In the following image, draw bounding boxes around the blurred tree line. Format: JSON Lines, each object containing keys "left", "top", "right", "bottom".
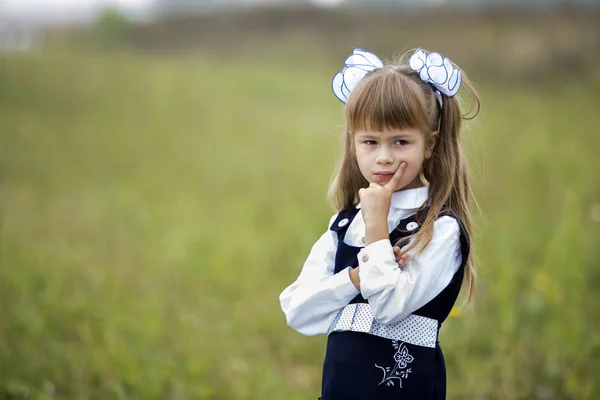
{"left": 86, "top": 3, "right": 600, "bottom": 84}
{"left": 155, "top": 0, "right": 600, "bottom": 14}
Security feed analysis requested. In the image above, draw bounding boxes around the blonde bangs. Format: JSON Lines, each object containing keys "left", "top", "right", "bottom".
{"left": 345, "top": 67, "right": 433, "bottom": 134}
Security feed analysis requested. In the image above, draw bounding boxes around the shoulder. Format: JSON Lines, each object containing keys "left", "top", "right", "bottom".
{"left": 328, "top": 213, "right": 338, "bottom": 228}
{"left": 433, "top": 214, "right": 461, "bottom": 237}
{"left": 411, "top": 215, "right": 461, "bottom": 250}
{"left": 435, "top": 211, "right": 469, "bottom": 240}
{"left": 431, "top": 213, "right": 470, "bottom": 259}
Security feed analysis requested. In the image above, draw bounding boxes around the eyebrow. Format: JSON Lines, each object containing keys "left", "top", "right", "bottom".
{"left": 356, "top": 133, "right": 378, "bottom": 139}
{"left": 356, "top": 132, "right": 416, "bottom": 140}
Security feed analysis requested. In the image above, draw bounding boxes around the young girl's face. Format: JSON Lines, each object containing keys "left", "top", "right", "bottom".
{"left": 354, "top": 127, "right": 430, "bottom": 191}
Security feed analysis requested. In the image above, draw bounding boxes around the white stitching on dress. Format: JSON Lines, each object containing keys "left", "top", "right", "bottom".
{"left": 375, "top": 341, "right": 414, "bottom": 387}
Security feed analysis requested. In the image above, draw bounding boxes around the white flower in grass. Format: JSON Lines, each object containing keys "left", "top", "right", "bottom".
{"left": 332, "top": 48, "right": 384, "bottom": 104}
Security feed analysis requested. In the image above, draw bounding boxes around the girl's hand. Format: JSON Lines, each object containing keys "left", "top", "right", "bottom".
{"left": 394, "top": 246, "right": 408, "bottom": 268}
{"left": 358, "top": 162, "right": 407, "bottom": 244}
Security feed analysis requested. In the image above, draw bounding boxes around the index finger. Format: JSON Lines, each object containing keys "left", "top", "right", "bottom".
{"left": 384, "top": 161, "right": 407, "bottom": 190}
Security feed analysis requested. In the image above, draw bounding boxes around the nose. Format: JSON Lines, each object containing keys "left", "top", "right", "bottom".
{"left": 376, "top": 146, "right": 393, "bottom": 165}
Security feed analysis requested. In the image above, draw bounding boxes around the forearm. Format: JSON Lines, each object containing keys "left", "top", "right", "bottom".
{"left": 353, "top": 217, "right": 390, "bottom": 293}
{"left": 280, "top": 267, "right": 359, "bottom": 335}
{"left": 365, "top": 218, "right": 389, "bottom": 246}
{"left": 351, "top": 218, "right": 404, "bottom": 291}
{"left": 358, "top": 216, "right": 462, "bottom": 324}
{"left": 358, "top": 240, "right": 417, "bottom": 323}
{"left": 349, "top": 266, "right": 360, "bottom": 290}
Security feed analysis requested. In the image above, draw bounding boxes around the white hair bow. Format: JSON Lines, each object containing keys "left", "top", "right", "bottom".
{"left": 408, "top": 48, "right": 462, "bottom": 107}
{"left": 331, "top": 47, "right": 383, "bottom": 104}
{"left": 332, "top": 47, "right": 462, "bottom": 107}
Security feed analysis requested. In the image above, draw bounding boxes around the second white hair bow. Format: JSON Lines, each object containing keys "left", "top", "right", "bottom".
{"left": 332, "top": 47, "right": 462, "bottom": 107}
{"left": 408, "top": 48, "right": 462, "bottom": 106}
{"left": 331, "top": 47, "right": 383, "bottom": 104}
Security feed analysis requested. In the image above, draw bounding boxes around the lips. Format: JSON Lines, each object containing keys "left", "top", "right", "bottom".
{"left": 374, "top": 172, "right": 394, "bottom": 180}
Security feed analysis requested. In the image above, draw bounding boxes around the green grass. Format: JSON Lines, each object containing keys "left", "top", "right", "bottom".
{"left": 0, "top": 48, "right": 599, "bottom": 399}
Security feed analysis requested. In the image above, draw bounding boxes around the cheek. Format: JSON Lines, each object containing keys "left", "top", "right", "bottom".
{"left": 355, "top": 147, "right": 372, "bottom": 163}
{"left": 397, "top": 148, "right": 424, "bottom": 165}
{"left": 400, "top": 151, "right": 426, "bottom": 175}
{"left": 353, "top": 149, "right": 368, "bottom": 173}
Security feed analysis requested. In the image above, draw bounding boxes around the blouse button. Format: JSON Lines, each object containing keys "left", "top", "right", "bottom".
{"left": 361, "top": 253, "right": 369, "bottom": 263}
{"left": 360, "top": 236, "right": 366, "bottom": 245}
{"left": 406, "top": 221, "right": 419, "bottom": 231}
{"left": 338, "top": 218, "right": 349, "bottom": 227}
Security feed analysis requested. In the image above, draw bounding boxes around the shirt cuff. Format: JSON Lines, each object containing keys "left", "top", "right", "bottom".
{"left": 330, "top": 266, "right": 361, "bottom": 302}
{"left": 357, "top": 239, "right": 397, "bottom": 271}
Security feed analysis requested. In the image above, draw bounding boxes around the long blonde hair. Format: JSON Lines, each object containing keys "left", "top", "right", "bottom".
{"left": 327, "top": 50, "right": 480, "bottom": 304}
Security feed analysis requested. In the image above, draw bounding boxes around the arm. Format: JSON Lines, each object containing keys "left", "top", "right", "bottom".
{"left": 279, "top": 216, "right": 360, "bottom": 336}
{"left": 349, "top": 246, "right": 407, "bottom": 289}
{"left": 358, "top": 216, "right": 462, "bottom": 324}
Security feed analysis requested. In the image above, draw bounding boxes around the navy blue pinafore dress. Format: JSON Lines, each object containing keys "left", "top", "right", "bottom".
{"left": 319, "top": 207, "right": 469, "bottom": 400}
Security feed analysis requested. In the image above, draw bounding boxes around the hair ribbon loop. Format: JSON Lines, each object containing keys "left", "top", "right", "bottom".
{"left": 332, "top": 47, "right": 462, "bottom": 107}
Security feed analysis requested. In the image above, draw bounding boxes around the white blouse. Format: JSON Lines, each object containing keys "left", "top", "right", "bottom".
{"left": 279, "top": 186, "right": 462, "bottom": 336}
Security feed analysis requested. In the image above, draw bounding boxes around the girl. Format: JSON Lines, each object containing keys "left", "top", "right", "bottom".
{"left": 279, "top": 48, "right": 480, "bottom": 400}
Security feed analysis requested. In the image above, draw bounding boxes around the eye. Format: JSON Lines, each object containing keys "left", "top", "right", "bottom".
{"left": 364, "top": 140, "right": 377, "bottom": 146}
{"left": 394, "top": 139, "right": 408, "bottom": 145}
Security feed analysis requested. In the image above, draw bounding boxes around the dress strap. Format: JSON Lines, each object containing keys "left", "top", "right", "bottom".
{"left": 329, "top": 207, "right": 360, "bottom": 241}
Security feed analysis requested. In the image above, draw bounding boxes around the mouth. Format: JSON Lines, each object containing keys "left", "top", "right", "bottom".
{"left": 373, "top": 172, "right": 394, "bottom": 180}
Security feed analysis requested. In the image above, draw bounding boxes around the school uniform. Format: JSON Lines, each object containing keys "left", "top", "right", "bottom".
{"left": 280, "top": 186, "right": 469, "bottom": 400}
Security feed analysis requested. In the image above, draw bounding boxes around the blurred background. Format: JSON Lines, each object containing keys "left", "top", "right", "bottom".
{"left": 1, "top": 0, "right": 599, "bottom": 399}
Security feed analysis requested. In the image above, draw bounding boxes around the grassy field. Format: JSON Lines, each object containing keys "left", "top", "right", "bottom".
{"left": 0, "top": 46, "right": 599, "bottom": 399}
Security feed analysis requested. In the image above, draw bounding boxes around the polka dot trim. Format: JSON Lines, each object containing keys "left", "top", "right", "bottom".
{"left": 352, "top": 304, "right": 374, "bottom": 333}
{"left": 338, "top": 304, "right": 356, "bottom": 327}
{"left": 328, "top": 304, "right": 438, "bottom": 348}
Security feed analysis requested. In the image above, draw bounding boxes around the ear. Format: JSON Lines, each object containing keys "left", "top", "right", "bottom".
{"left": 424, "top": 131, "right": 438, "bottom": 159}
